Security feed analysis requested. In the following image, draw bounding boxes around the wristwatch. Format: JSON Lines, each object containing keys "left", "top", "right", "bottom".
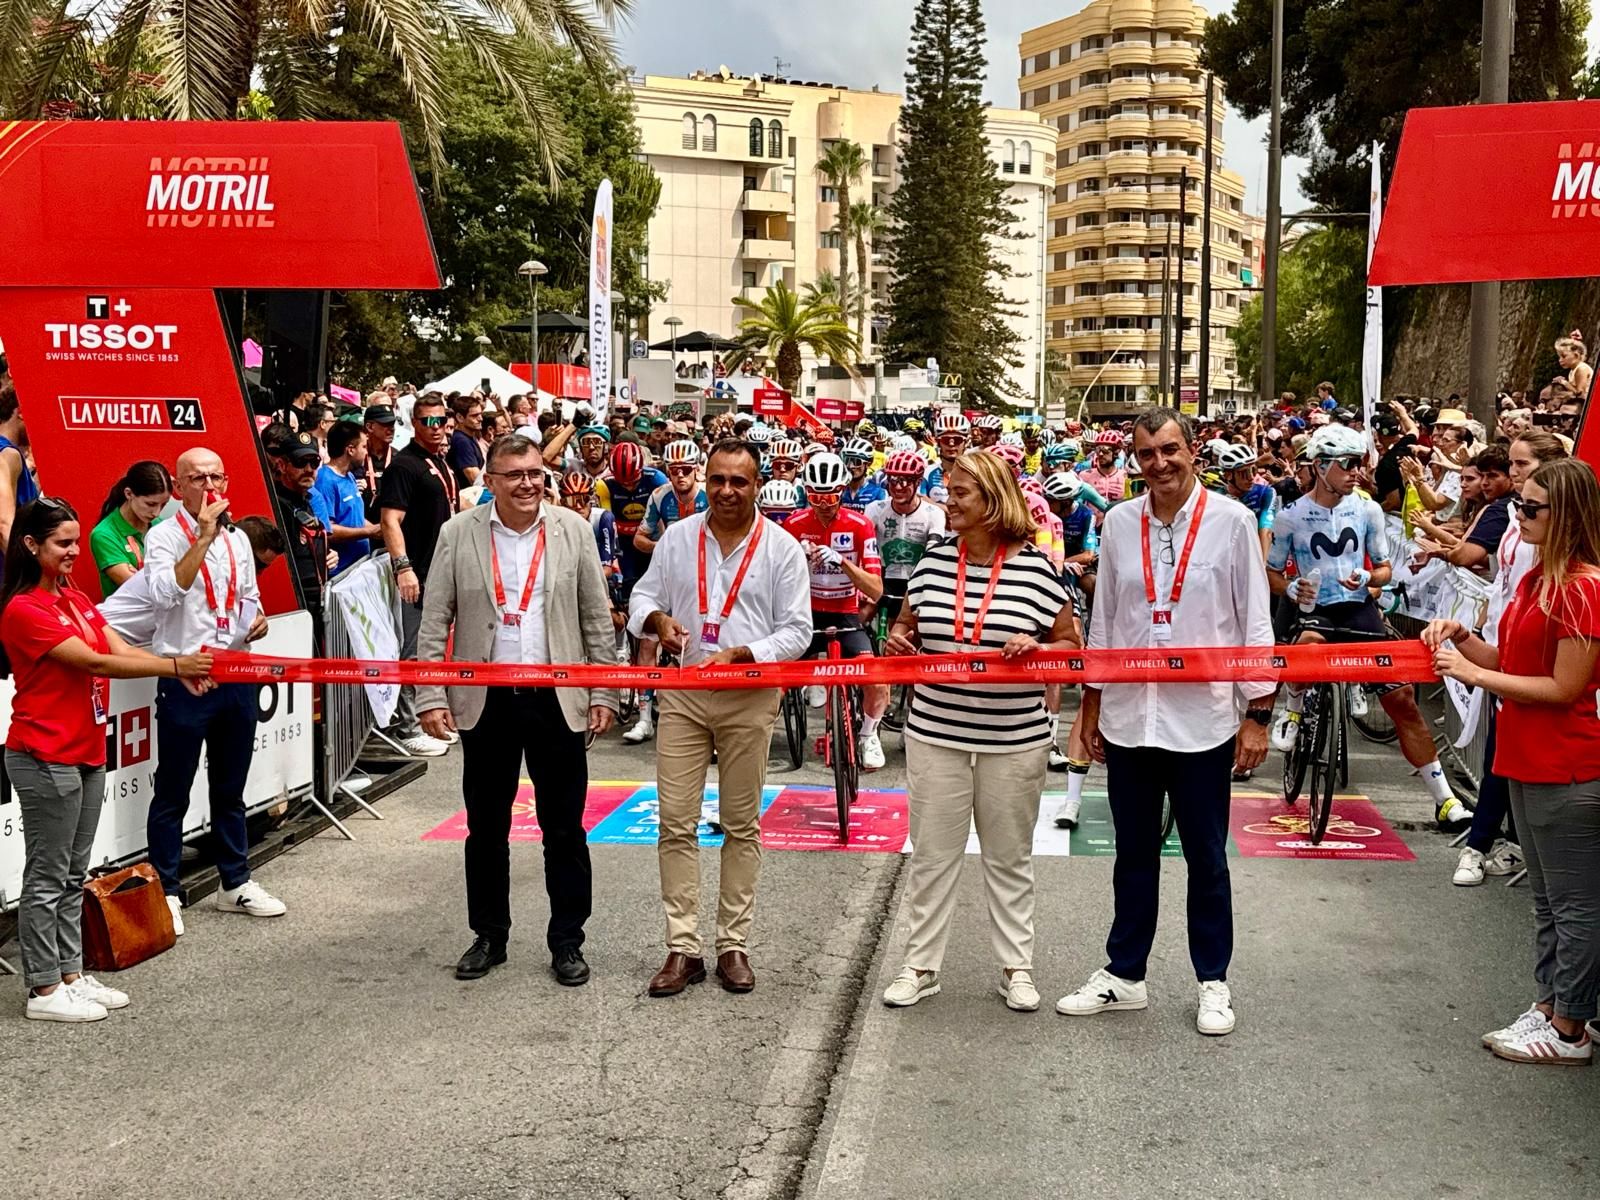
{"left": 1244, "top": 708, "right": 1274, "bottom": 727}
{"left": 392, "top": 556, "right": 413, "bottom": 575}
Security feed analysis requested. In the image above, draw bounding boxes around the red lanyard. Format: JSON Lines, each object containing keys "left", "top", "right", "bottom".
{"left": 1141, "top": 486, "right": 1208, "bottom": 608}
{"left": 490, "top": 523, "right": 546, "bottom": 618}
{"left": 423, "top": 454, "right": 458, "bottom": 509}
{"left": 125, "top": 534, "right": 143, "bottom": 569}
{"left": 365, "top": 447, "right": 391, "bottom": 494}
{"left": 698, "top": 517, "right": 765, "bottom": 622}
{"left": 57, "top": 589, "right": 108, "bottom": 654}
{"left": 174, "top": 510, "right": 238, "bottom": 615}
{"left": 952, "top": 541, "right": 1007, "bottom": 644}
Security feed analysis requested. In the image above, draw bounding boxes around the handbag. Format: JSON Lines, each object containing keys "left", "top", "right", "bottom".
{"left": 81, "top": 863, "right": 176, "bottom": 972}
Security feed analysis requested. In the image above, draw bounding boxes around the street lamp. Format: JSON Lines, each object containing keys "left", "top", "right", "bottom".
{"left": 664, "top": 315, "right": 684, "bottom": 380}
{"left": 518, "top": 259, "right": 548, "bottom": 395}
{"left": 474, "top": 334, "right": 492, "bottom": 351}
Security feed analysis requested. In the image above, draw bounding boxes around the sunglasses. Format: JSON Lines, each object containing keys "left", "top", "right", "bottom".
{"left": 416, "top": 415, "right": 449, "bottom": 429}
{"left": 1509, "top": 497, "right": 1552, "bottom": 519}
{"left": 1324, "top": 456, "right": 1363, "bottom": 471}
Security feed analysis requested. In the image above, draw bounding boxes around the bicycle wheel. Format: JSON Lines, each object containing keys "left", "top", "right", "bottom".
{"left": 881, "top": 684, "right": 910, "bottom": 733}
{"left": 1305, "top": 682, "right": 1341, "bottom": 845}
{"left": 1281, "top": 695, "right": 1316, "bottom": 807}
{"left": 1160, "top": 794, "right": 1176, "bottom": 846}
{"left": 782, "top": 687, "right": 807, "bottom": 769}
{"left": 1351, "top": 688, "right": 1400, "bottom": 744}
{"left": 829, "top": 684, "right": 859, "bottom": 843}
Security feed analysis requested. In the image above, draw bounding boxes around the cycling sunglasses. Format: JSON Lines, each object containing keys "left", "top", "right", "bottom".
{"left": 416, "top": 414, "right": 449, "bottom": 429}
{"left": 1322, "top": 455, "right": 1363, "bottom": 471}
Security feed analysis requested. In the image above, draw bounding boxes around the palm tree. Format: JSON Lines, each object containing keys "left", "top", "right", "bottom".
{"left": 816, "top": 138, "right": 867, "bottom": 341}
{"left": 802, "top": 268, "right": 858, "bottom": 309}
{"left": 847, "top": 200, "right": 886, "bottom": 353}
{"left": 726, "top": 279, "right": 859, "bottom": 396}
{"left": 0, "top": 0, "right": 628, "bottom": 178}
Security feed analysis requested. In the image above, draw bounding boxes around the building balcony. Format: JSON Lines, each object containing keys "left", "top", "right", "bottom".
{"left": 1062, "top": 157, "right": 1108, "bottom": 184}
{"left": 1105, "top": 149, "right": 1152, "bottom": 173}
{"left": 1066, "top": 296, "right": 1105, "bottom": 318}
{"left": 1152, "top": 115, "right": 1202, "bottom": 141}
{"left": 1067, "top": 260, "right": 1105, "bottom": 283}
{"left": 1069, "top": 329, "right": 1105, "bottom": 350}
{"left": 1074, "top": 79, "right": 1110, "bottom": 100}
{"left": 1154, "top": 42, "right": 1199, "bottom": 71}
{"left": 1065, "top": 227, "right": 1109, "bottom": 251}
{"left": 1101, "top": 293, "right": 1155, "bottom": 317}
{"left": 1072, "top": 117, "right": 1108, "bottom": 138}
{"left": 1156, "top": 0, "right": 1204, "bottom": 29}
{"left": 1073, "top": 45, "right": 1109, "bottom": 69}
{"left": 1062, "top": 191, "right": 1107, "bottom": 216}
{"left": 1107, "top": 114, "right": 1152, "bottom": 139}
{"left": 740, "top": 237, "right": 795, "bottom": 263}
{"left": 740, "top": 188, "right": 790, "bottom": 214}
{"left": 1149, "top": 76, "right": 1196, "bottom": 101}
{"left": 1105, "top": 188, "right": 1151, "bottom": 211}
{"left": 1107, "top": 42, "right": 1154, "bottom": 68}
{"left": 1103, "top": 256, "right": 1153, "bottom": 281}
{"left": 1111, "top": 0, "right": 1157, "bottom": 21}
{"left": 1108, "top": 76, "right": 1152, "bottom": 104}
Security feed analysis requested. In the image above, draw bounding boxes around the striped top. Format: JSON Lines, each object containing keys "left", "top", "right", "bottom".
{"left": 903, "top": 541, "right": 1070, "bottom": 752}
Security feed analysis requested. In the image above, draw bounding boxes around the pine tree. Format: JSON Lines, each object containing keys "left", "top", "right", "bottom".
{"left": 884, "top": 0, "right": 1023, "bottom": 410}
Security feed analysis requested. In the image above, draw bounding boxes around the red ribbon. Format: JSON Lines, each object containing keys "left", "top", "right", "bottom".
{"left": 209, "top": 641, "right": 1438, "bottom": 690}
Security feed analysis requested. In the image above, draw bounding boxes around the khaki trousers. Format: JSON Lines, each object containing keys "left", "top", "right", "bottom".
{"left": 656, "top": 687, "right": 782, "bottom": 956}
{"left": 902, "top": 733, "right": 1049, "bottom": 972}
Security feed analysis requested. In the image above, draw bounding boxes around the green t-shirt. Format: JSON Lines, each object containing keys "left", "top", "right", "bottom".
{"left": 91, "top": 509, "right": 158, "bottom": 595}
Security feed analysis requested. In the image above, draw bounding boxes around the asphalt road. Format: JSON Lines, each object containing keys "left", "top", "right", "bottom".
{"left": 3, "top": 697, "right": 1591, "bottom": 1200}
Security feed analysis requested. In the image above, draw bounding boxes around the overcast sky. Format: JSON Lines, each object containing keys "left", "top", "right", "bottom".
{"left": 618, "top": 1, "right": 1600, "bottom": 218}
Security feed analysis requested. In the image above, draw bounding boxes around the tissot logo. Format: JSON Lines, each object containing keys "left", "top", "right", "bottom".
{"left": 146, "top": 156, "right": 276, "bottom": 229}
{"left": 1550, "top": 143, "right": 1600, "bottom": 215}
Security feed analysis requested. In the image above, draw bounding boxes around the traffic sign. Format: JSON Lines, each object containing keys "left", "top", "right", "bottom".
{"left": 629, "top": 337, "right": 648, "bottom": 360}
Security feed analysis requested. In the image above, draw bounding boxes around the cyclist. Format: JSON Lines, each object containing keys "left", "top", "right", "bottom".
{"left": 1212, "top": 440, "right": 1278, "bottom": 559}
{"left": 840, "top": 437, "right": 887, "bottom": 510}
{"left": 1267, "top": 423, "right": 1473, "bottom": 829}
{"left": 970, "top": 412, "right": 1003, "bottom": 450}
{"left": 575, "top": 424, "right": 613, "bottom": 492}
{"left": 867, "top": 450, "right": 948, "bottom": 628}
{"left": 758, "top": 478, "right": 801, "bottom": 523}
{"left": 1081, "top": 430, "right": 1127, "bottom": 506}
{"left": 921, "top": 412, "right": 970, "bottom": 506}
{"left": 634, "top": 440, "right": 708, "bottom": 554}
{"left": 768, "top": 437, "right": 803, "bottom": 484}
{"left": 559, "top": 470, "right": 619, "bottom": 582}
{"left": 989, "top": 440, "right": 1027, "bottom": 482}
{"left": 1022, "top": 424, "right": 1044, "bottom": 477}
{"left": 786, "top": 452, "right": 890, "bottom": 771}
{"left": 606, "top": 441, "right": 668, "bottom": 744}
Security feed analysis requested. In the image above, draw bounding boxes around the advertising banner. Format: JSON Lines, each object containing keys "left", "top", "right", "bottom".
{"left": 842, "top": 399, "right": 866, "bottom": 421}
{"left": 815, "top": 396, "right": 845, "bottom": 420}
{"left": 588, "top": 179, "right": 614, "bottom": 422}
{"left": 0, "top": 122, "right": 439, "bottom": 290}
{"left": 0, "top": 286, "right": 297, "bottom": 613}
{"left": 753, "top": 386, "right": 789, "bottom": 416}
{"left": 1362, "top": 143, "right": 1384, "bottom": 428}
{"left": 0, "top": 612, "right": 316, "bottom": 912}
{"left": 329, "top": 556, "right": 402, "bottom": 726}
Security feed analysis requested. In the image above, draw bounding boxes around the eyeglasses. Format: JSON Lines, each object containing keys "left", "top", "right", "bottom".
{"left": 416, "top": 415, "right": 448, "bottom": 429}
{"left": 1510, "top": 497, "right": 1552, "bottom": 519}
{"left": 1155, "top": 521, "right": 1176, "bottom": 566}
{"left": 35, "top": 494, "right": 69, "bottom": 513}
{"left": 185, "top": 472, "right": 229, "bottom": 486}
{"left": 1323, "top": 456, "right": 1363, "bottom": 471}
{"left": 487, "top": 469, "right": 543, "bottom": 488}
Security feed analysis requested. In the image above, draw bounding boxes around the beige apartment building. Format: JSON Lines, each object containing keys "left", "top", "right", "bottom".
{"left": 1021, "top": 0, "right": 1254, "bottom": 415}
{"left": 631, "top": 68, "right": 1053, "bottom": 408}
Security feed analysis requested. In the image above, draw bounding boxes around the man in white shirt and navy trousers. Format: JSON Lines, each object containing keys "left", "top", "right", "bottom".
{"left": 144, "top": 448, "right": 283, "bottom": 935}
{"left": 1057, "top": 408, "right": 1274, "bottom": 1036}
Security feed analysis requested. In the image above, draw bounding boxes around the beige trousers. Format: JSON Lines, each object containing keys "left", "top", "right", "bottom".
{"left": 656, "top": 687, "right": 782, "bottom": 956}
{"left": 902, "top": 733, "right": 1049, "bottom": 973}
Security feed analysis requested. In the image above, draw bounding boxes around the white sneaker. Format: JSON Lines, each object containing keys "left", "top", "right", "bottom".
{"left": 1491, "top": 1021, "right": 1592, "bottom": 1065}
{"left": 26, "top": 985, "right": 108, "bottom": 1023}
{"left": 399, "top": 733, "right": 449, "bottom": 757}
{"left": 1484, "top": 840, "right": 1524, "bottom": 876}
{"left": 438, "top": 728, "right": 460, "bottom": 745}
{"left": 1347, "top": 684, "right": 1369, "bottom": 717}
{"left": 70, "top": 975, "right": 130, "bottom": 1011}
{"left": 1055, "top": 968, "right": 1148, "bottom": 1016}
{"left": 999, "top": 969, "right": 1040, "bottom": 1012}
{"left": 1453, "top": 847, "right": 1486, "bottom": 887}
{"left": 1197, "top": 980, "right": 1236, "bottom": 1036}
{"left": 859, "top": 732, "right": 885, "bottom": 771}
{"left": 214, "top": 880, "right": 287, "bottom": 918}
{"left": 1052, "top": 792, "right": 1084, "bottom": 830}
{"left": 1436, "top": 797, "right": 1473, "bottom": 830}
{"left": 166, "top": 895, "right": 185, "bottom": 937}
{"left": 1270, "top": 712, "right": 1301, "bottom": 752}
{"left": 621, "top": 714, "right": 654, "bottom": 744}
{"left": 806, "top": 685, "right": 826, "bottom": 708}
{"left": 1048, "top": 745, "right": 1069, "bottom": 770}
{"left": 882, "top": 967, "right": 940, "bottom": 1008}
{"left": 1482, "top": 1005, "right": 1550, "bottom": 1049}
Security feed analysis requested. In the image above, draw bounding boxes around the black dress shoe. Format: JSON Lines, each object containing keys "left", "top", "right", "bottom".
{"left": 456, "top": 936, "right": 507, "bottom": 980}
{"left": 552, "top": 946, "right": 591, "bottom": 987}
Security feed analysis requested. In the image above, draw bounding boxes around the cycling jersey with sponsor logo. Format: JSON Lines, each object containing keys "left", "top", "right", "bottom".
{"left": 865, "top": 497, "right": 946, "bottom": 595}
{"left": 783, "top": 507, "right": 883, "bottom": 614}
{"left": 1267, "top": 491, "right": 1389, "bottom": 609}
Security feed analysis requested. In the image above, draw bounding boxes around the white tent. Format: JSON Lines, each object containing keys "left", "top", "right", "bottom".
{"left": 423, "top": 355, "right": 550, "bottom": 402}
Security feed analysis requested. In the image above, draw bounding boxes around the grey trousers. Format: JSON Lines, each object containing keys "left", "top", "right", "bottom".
{"left": 1508, "top": 777, "right": 1600, "bottom": 1022}
{"left": 6, "top": 749, "right": 106, "bottom": 990}
{"left": 389, "top": 596, "right": 425, "bottom": 739}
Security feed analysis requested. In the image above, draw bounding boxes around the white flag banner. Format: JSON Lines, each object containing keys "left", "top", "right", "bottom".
{"left": 1362, "top": 142, "right": 1383, "bottom": 429}
{"left": 589, "top": 178, "right": 614, "bottom": 422}
{"left": 331, "top": 557, "right": 402, "bottom": 726}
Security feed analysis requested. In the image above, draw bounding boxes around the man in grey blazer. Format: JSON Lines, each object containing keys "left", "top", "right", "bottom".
{"left": 416, "top": 433, "right": 618, "bottom": 984}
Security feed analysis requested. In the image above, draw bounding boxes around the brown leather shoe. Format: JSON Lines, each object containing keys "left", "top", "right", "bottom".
{"left": 647, "top": 952, "right": 706, "bottom": 997}
{"left": 716, "top": 949, "right": 755, "bottom": 993}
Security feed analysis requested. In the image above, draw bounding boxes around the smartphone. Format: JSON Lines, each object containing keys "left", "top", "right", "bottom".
{"left": 1532, "top": 411, "right": 1557, "bottom": 426}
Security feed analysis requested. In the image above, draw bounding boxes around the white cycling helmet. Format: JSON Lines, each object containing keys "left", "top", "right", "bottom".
{"left": 890, "top": 433, "right": 917, "bottom": 454}
{"left": 1307, "top": 424, "right": 1368, "bottom": 461}
{"left": 758, "top": 478, "right": 800, "bottom": 510}
{"left": 934, "top": 411, "right": 970, "bottom": 436}
{"left": 769, "top": 437, "right": 803, "bottom": 461}
{"left": 661, "top": 439, "right": 701, "bottom": 466}
{"left": 1212, "top": 442, "right": 1256, "bottom": 471}
{"left": 999, "top": 430, "right": 1025, "bottom": 448}
{"left": 1043, "top": 472, "right": 1082, "bottom": 502}
{"left": 973, "top": 412, "right": 1004, "bottom": 431}
{"left": 801, "top": 451, "right": 849, "bottom": 491}
{"left": 746, "top": 424, "right": 772, "bottom": 446}
{"left": 840, "top": 436, "right": 874, "bottom": 463}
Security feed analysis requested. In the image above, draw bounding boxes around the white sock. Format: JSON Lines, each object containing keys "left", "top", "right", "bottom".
{"left": 860, "top": 714, "right": 881, "bottom": 737}
{"left": 1047, "top": 712, "right": 1061, "bottom": 743}
{"left": 1285, "top": 687, "right": 1306, "bottom": 715}
{"left": 1420, "top": 760, "right": 1454, "bottom": 804}
{"left": 1065, "top": 764, "right": 1089, "bottom": 805}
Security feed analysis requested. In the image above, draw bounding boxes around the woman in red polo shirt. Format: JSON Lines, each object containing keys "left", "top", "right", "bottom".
{"left": 1427, "top": 457, "right": 1600, "bottom": 1066}
{"left": 0, "top": 497, "right": 212, "bottom": 1023}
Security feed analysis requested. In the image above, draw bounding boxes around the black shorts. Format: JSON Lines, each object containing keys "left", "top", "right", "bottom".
{"left": 808, "top": 612, "right": 875, "bottom": 659}
{"left": 1279, "top": 597, "right": 1405, "bottom": 695}
{"left": 878, "top": 591, "right": 906, "bottom": 624}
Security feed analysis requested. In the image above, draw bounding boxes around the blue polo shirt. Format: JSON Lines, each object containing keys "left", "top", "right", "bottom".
{"left": 313, "top": 463, "right": 370, "bottom": 573}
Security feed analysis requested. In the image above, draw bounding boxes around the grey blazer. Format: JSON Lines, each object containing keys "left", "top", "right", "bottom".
{"left": 415, "top": 502, "right": 618, "bottom": 732}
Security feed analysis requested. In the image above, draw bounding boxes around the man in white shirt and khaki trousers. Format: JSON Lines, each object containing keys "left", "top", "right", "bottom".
{"left": 1058, "top": 409, "right": 1274, "bottom": 1037}
{"left": 628, "top": 440, "right": 811, "bottom": 997}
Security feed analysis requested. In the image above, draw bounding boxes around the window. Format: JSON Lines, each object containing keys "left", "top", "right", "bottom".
{"left": 769, "top": 120, "right": 784, "bottom": 159}
{"left": 1033, "top": 50, "right": 1053, "bottom": 73}
{"left": 788, "top": 136, "right": 796, "bottom": 157}
{"left": 820, "top": 186, "right": 838, "bottom": 203}
{"left": 1031, "top": 87, "right": 1051, "bottom": 108}
{"left": 749, "top": 119, "right": 764, "bottom": 157}
{"left": 1053, "top": 217, "right": 1071, "bottom": 236}
{"left": 1019, "top": 141, "right": 1033, "bottom": 175}
{"left": 742, "top": 271, "right": 757, "bottom": 288}
{"left": 700, "top": 114, "right": 717, "bottom": 152}
{"left": 821, "top": 231, "right": 843, "bottom": 249}
{"left": 1002, "top": 139, "right": 1016, "bottom": 174}
{"left": 681, "top": 112, "right": 697, "bottom": 150}
{"left": 1051, "top": 319, "right": 1068, "bottom": 340}
{"left": 1049, "top": 285, "right": 1068, "bottom": 305}
{"left": 1051, "top": 251, "right": 1070, "bottom": 270}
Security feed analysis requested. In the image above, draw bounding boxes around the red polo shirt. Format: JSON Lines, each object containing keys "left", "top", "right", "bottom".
{"left": 1493, "top": 570, "right": 1600, "bottom": 785}
{"left": 2, "top": 587, "right": 111, "bottom": 768}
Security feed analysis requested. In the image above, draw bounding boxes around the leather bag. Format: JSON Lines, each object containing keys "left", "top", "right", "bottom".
{"left": 81, "top": 863, "right": 176, "bottom": 972}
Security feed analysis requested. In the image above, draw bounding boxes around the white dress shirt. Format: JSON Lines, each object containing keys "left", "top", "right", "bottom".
{"left": 627, "top": 511, "right": 813, "bottom": 667}
{"left": 1088, "top": 478, "right": 1275, "bottom": 752}
{"left": 143, "top": 512, "right": 260, "bottom": 656}
{"left": 488, "top": 507, "right": 549, "bottom": 665}
{"left": 96, "top": 568, "right": 157, "bottom": 646}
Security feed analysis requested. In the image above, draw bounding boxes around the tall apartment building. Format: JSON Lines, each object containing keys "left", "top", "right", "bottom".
{"left": 631, "top": 68, "right": 1053, "bottom": 407}
{"left": 1021, "top": 0, "right": 1253, "bottom": 415}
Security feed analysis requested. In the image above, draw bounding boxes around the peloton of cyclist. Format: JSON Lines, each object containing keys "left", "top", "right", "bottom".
{"left": 768, "top": 438, "right": 803, "bottom": 484}
{"left": 1266, "top": 423, "right": 1473, "bottom": 829}
{"left": 867, "top": 450, "right": 948, "bottom": 626}
{"left": 839, "top": 437, "right": 888, "bottom": 511}
{"left": 1210, "top": 440, "right": 1278, "bottom": 559}
{"left": 635, "top": 440, "right": 708, "bottom": 555}
{"left": 575, "top": 425, "right": 614, "bottom": 493}
{"left": 607, "top": 441, "right": 669, "bottom": 744}
{"left": 757, "top": 477, "right": 801, "bottom": 523}
{"left": 921, "top": 412, "right": 971, "bottom": 506}
{"left": 970, "top": 412, "right": 1004, "bottom": 450}
{"left": 786, "top": 452, "right": 891, "bottom": 771}
{"left": 1080, "top": 430, "right": 1127, "bottom": 507}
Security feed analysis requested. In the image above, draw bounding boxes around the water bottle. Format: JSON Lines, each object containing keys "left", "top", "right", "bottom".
{"left": 1297, "top": 568, "right": 1322, "bottom": 613}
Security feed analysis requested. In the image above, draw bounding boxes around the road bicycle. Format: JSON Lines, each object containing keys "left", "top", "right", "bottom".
{"left": 869, "top": 604, "right": 911, "bottom": 733}
{"left": 812, "top": 626, "right": 860, "bottom": 844}
{"left": 780, "top": 685, "right": 807, "bottom": 769}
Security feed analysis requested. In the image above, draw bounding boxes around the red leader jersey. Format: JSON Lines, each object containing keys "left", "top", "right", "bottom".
{"left": 783, "top": 506, "right": 882, "bottom": 614}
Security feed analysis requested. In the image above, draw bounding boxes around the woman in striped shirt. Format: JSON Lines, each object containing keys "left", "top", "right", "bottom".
{"left": 881, "top": 450, "right": 1079, "bottom": 1013}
